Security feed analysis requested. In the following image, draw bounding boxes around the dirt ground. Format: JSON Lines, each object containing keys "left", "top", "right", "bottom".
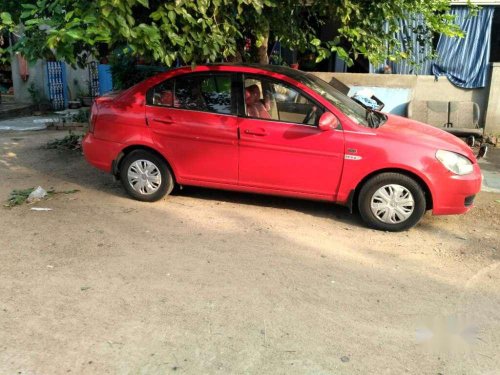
{"left": 0, "top": 130, "right": 499, "bottom": 375}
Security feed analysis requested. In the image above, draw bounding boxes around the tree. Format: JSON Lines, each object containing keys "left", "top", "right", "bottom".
{"left": 0, "top": 0, "right": 467, "bottom": 68}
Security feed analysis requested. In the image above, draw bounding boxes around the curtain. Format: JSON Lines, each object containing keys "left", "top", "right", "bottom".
{"left": 432, "top": 6, "right": 494, "bottom": 88}
{"left": 369, "top": 15, "right": 434, "bottom": 75}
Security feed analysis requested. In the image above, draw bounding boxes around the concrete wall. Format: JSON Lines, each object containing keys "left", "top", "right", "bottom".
{"left": 413, "top": 76, "right": 490, "bottom": 125}
{"left": 66, "top": 64, "right": 90, "bottom": 100}
{"left": 311, "top": 70, "right": 492, "bottom": 129}
{"left": 11, "top": 56, "right": 91, "bottom": 104}
{"left": 11, "top": 56, "right": 45, "bottom": 103}
{"left": 485, "top": 63, "right": 500, "bottom": 135}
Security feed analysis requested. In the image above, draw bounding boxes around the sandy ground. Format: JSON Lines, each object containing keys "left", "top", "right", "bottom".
{"left": 0, "top": 130, "right": 499, "bottom": 375}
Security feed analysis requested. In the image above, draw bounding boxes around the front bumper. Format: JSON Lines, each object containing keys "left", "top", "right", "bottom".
{"left": 82, "top": 133, "right": 123, "bottom": 173}
{"left": 431, "top": 163, "right": 482, "bottom": 215}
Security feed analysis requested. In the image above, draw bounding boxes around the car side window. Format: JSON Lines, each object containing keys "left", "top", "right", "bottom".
{"left": 244, "top": 76, "right": 322, "bottom": 126}
{"left": 148, "top": 74, "right": 234, "bottom": 115}
{"left": 150, "top": 80, "right": 174, "bottom": 107}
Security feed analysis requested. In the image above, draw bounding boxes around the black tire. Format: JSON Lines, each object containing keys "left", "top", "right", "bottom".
{"left": 119, "top": 150, "right": 174, "bottom": 202}
{"left": 357, "top": 172, "right": 426, "bottom": 231}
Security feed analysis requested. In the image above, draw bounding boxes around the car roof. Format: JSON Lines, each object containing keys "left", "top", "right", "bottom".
{"left": 131, "top": 63, "right": 313, "bottom": 99}
{"left": 165, "top": 63, "right": 310, "bottom": 82}
{"left": 203, "top": 63, "right": 307, "bottom": 79}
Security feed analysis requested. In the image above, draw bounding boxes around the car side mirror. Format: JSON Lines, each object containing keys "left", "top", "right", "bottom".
{"left": 318, "top": 112, "right": 339, "bottom": 131}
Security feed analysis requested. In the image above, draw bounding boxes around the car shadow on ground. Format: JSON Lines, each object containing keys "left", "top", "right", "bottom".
{"left": 173, "top": 185, "right": 366, "bottom": 228}
{"left": 7, "top": 136, "right": 366, "bottom": 229}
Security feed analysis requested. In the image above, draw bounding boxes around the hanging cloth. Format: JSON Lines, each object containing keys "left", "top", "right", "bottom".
{"left": 17, "top": 54, "right": 29, "bottom": 81}
{"left": 432, "top": 6, "right": 494, "bottom": 88}
{"left": 369, "top": 15, "right": 434, "bottom": 75}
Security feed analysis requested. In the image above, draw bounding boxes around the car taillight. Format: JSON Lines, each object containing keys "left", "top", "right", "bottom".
{"left": 89, "top": 103, "right": 98, "bottom": 133}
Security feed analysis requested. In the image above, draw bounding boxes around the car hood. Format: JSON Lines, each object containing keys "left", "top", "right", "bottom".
{"left": 376, "top": 114, "right": 477, "bottom": 162}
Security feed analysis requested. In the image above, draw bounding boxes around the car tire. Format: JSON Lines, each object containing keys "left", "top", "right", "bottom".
{"left": 357, "top": 173, "right": 426, "bottom": 231}
{"left": 119, "top": 150, "right": 173, "bottom": 202}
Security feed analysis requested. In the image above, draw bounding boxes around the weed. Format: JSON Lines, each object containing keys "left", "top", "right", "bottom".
{"left": 61, "top": 189, "right": 80, "bottom": 194}
{"left": 6, "top": 188, "right": 35, "bottom": 207}
{"left": 46, "top": 133, "right": 83, "bottom": 151}
{"left": 5, "top": 188, "right": 80, "bottom": 208}
{"left": 71, "top": 109, "right": 90, "bottom": 123}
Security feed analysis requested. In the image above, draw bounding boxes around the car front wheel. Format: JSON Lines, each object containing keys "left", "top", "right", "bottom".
{"left": 119, "top": 150, "right": 173, "bottom": 202}
{"left": 358, "top": 172, "right": 426, "bottom": 231}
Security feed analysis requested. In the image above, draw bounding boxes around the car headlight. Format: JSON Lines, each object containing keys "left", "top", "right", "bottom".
{"left": 436, "top": 150, "right": 473, "bottom": 175}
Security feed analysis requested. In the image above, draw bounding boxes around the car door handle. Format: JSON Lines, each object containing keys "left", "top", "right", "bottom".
{"left": 152, "top": 117, "right": 173, "bottom": 125}
{"left": 244, "top": 128, "right": 267, "bottom": 136}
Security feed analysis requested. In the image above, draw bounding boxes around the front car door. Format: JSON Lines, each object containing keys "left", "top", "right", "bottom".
{"left": 238, "top": 75, "right": 344, "bottom": 199}
{"left": 145, "top": 72, "right": 239, "bottom": 185}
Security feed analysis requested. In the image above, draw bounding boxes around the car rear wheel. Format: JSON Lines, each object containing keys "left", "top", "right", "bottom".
{"left": 358, "top": 173, "right": 426, "bottom": 231}
{"left": 119, "top": 150, "right": 173, "bottom": 202}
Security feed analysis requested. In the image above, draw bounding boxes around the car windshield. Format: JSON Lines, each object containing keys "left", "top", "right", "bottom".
{"left": 295, "top": 73, "right": 371, "bottom": 127}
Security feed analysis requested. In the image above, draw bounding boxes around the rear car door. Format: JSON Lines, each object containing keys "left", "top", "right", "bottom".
{"left": 238, "top": 75, "right": 344, "bottom": 198}
{"left": 145, "top": 72, "right": 239, "bottom": 185}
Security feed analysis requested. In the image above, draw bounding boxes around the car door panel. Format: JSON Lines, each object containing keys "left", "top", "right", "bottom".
{"left": 239, "top": 118, "right": 344, "bottom": 197}
{"left": 146, "top": 107, "right": 239, "bottom": 184}
{"left": 145, "top": 73, "right": 239, "bottom": 185}
{"left": 239, "top": 75, "right": 344, "bottom": 198}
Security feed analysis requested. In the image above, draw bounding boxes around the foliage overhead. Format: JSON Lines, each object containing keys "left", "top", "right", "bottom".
{"left": 0, "top": 0, "right": 467, "bottom": 67}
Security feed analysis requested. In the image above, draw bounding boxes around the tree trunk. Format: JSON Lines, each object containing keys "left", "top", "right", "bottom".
{"left": 232, "top": 49, "right": 244, "bottom": 63}
{"left": 257, "top": 22, "right": 269, "bottom": 64}
{"left": 257, "top": 32, "right": 269, "bottom": 64}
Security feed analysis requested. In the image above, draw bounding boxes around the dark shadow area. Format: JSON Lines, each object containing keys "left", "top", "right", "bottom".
{"left": 391, "top": 102, "right": 409, "bottom": 116}
{"left": 175, "top": 185, "right": 365, "bottom": 228}
{"left": 7, "top": 132, "right": 365, "bottom": 228}
{"left": 478, "top": 146, "right": 500, "bottom": 173}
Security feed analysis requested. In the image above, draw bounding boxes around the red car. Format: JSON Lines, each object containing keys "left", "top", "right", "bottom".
{"left": 83, "top": 64, "right": 482, "bottom": 231}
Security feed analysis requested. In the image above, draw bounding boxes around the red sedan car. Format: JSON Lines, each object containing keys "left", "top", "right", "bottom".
{"left": 83, "top": 64, "right": 482, "bottom": 231}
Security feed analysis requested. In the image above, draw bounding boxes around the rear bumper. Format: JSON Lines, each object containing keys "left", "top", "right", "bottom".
{"left": 82, "top": 133, "right": 123, "bottom": 173}
{"left": 431, "top": 164, "right": 482, "bottom": 215}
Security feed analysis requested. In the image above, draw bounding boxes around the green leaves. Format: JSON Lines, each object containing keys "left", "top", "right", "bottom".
{"left": 102, "top": 6, "right": 112, "bottom": 18}
{"left": 136, "top": 0, "right": 148, "bottom": 8}
{"left": 0, "top": 0, "right": 468, "bottom": 71}
{"left": 65, "top": 29, "right": 82, "bottom": 39}
{"left": 310, "top": 38, "right": 321, "bottom": 47}
{"left": 1, "top": 12, "right": 13, "bottom": 25}
{"left": 168, "top": 10, "right": 176, "bottom": 24}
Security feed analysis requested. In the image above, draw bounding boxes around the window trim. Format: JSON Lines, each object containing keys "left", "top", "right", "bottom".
{"left": 146, "top": 72, "right": 238, "bottom": 116}
{"left": 146, "top": 79, "right": 174, "bottom": 108}
{"left": 240, "top": 73, "right": 327, "bottom": 128}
